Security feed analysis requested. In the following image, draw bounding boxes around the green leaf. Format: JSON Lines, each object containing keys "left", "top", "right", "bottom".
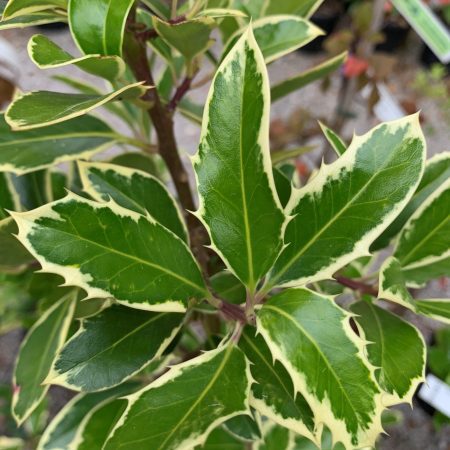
{"left": 152, "top": 16, "right": 215, "bottom": 64}
{"left": 5, "top": 82, "right": 148, "bottom": 131}
{"left": 271, "top": 146, "right": 314, "bottom": 164}
{"left": 0, "top": 218, "right": 33, "bottom": 271}
{"left": 257, "top": 288, "right": 384, "bottom": 449}
{"left": 271, "top": 52, "right": 347, "bottom": 102}
{"left": 108, "top": 152, "right": 162, "bottom": 179}
{"left": 265, "top": 114, "right": 425, "bottom": 290}
{"left": 256, "top": 423, "right": 291, "bottom": 450}
{"left": 393, "top": 177, "right": 450, "bottom": 287}
{"left": 195, "top": 427, "right": 245, "bottom": 450}
{"left": 28, "top": 34, "right": 125, "bottom": 81}
{"left": 12, "top": 291, "right": 76, "bottom": 425}
{"left": 263, "top": 0, "right": 324, "bottom": 17}
{"left": 319, "top": 122, "right": 347, "bottom": 156}
{"left": 239, "top": 328, "right": 316, "bottom": 441}
{"left": 223, "top": 16, "right": 323, "bottom": 63}
{"left": 12, "top": 193, "right": 207, "bottom": 312}
{"left": 210, "top": 271, "right": 246, "bottom": 304}
{"left": 103, "top": 344, "right": 251, "bottom": 450}
{"left": 140, "top": 0, "right": 169, "bottom": 19}
{"left": 0, "top": 173, "right": 20, "bottom": 219}
{"left": 75, "top": 399, "right": 127, "bottom": 450}
{"left": 37, "top": 386, "right": 133, "bottom": 450}
{"left": 223, "top": 414, "right": 261, "bottom": 442}
{"left": 415, "top": 299, "right": 450, "bottom": 324}
{"left": 350, "top": 301, "right": 425, "bottom": 404}
{"left": 0, "top": 436, "right": 24, "bottom": 450}
{"left": 2, "top": 0, "right": 66, "bottom": 19}
{"left": 372, "top": 151, "right": 450, "bottom": 250}
{"left": 78, "top": 161, "right": 188, "bottom": 242}
{"left": 193, "top": 27, "right": 285, "bottom": 292}
{"left": 0, "top": 114, "right": 117, "bottom": 174}
{"left": 46, "top": 305, "right": 183, "bottom": 391}
{"left": 273, "top": 167, "right": 292, "bottom": 208}
{"left": 68, "top": 0, "right": 135, "bottom": 56}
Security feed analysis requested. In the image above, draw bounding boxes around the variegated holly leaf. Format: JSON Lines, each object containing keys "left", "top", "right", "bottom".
{"left": 75, "top": 399, "right": 127, "bottom": 450}
{"left": 319, "top": 122, "right": 347, "bottom": 156}
{"left": 5, "top": 82, "right": 148, "bottom": 130}
{"left": 11, "top": 193, "right": 207, "bottom": 312}
{"left": 265, "top": 114, "right": 425, "bottom": 291}
{"left": 152, "top": 16, "right": 215, "bottom": 64}
{"left": 350, "top": 301, "right": 425, "bottom": 405}
{"left": 415, "top": 299, "right": 450, "bottom": 324}
{"left": 103, "top": 344, "right": 251, "bottom": 450}
{"left": 46, "top": 305, "right": 183, "bottom": 391}
{"left": 12, "top": 290, "right": 76, "bottom": 425}
{"left": 256, "top": 288, "right": 384, "bottom": 450}
{"left": 372, "top": 151, "right": 450, "bottom": 251}
{"left": 1, "top": 0, "right": 66, "bottom": 19}
{"left": 392, "top": 177, "right": 450, "bottom": 287}
{"left": 273, "top": 167, "right": 292, "bottom": 208}
{"left": 0, "top": 9, "right": 64, "bottom": 29}
{"left": 37, "top": 385, "right": 135, "bottom": 450}
{"left": 0, "top": 114, "right": 117, "bottom": 174}
{"left": 78, "top": 161, "right": 187, "bottom": 242}
{"left": 239, "top": 328, "right": 316, "bottom": 442}
{"left": 271, "top": 52, "right": 347, "bottom": 102}
{"left": 210, "top": 271, "right": 246, "bottom": 304}
{"left": 263, "top": 0, "right": 324, "bottom": 17}
{"left": 222, "top": 16, "right": 323, "bottom": 63}
{"left": 379, "top": 257, "right": 450, "bottom": 325}
{"left": 69, "top": 0, "right": 134, "bottom": 56}
{"left": 193, "top": 27, "right": 285, "bottom": 292}
{"left": 28, "top": 34, "right": 125, "bottom": 81}
{"left": 255, "top": 423, "right": 292, "bottom": 450}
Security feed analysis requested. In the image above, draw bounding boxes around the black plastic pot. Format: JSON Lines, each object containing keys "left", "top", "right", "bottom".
{"left": 375, "top": 22, "right": 410, "bottom": 53}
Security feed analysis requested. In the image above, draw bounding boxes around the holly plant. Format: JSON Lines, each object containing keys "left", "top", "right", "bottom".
{"left": 0, "top": 0, "right": 449, "bottom": 449}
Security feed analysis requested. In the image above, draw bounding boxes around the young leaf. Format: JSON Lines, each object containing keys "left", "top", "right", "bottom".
{"left": 265, "top": 114, "right": 425, "bottom": 290}
{"left": 28, "top": 34, "right": 125, "bottom": 81}
{"left": 371, "top": 151, "right": 450, "bottom": 251}
{"left": 103, "top": 344, "right": 251, "bottom": 450}
{"left": 239, "top": 328, "right": 316, "bottom": 441}
{"left": 193, "top": 27, "right": 285, "bottom": 292}
{"left": 5, "top": 82, "right": 148, "bottom": 131}
{"left": 222, "top": 16, "right": 323, "bottom": 63}
{"left": 78, "top": 161, "right": 188, "bottom": 242}
{"left": 46, "top": 305, "right": 183, "bottom": 391}
{"left": 152, "top": 16, "right": 215, "bottom": 64}
{"left": 68, "top": 0, "right": 135, "bottom": 56}
{"left": 271, "top": 52, "right": 347, "bottom": 102}
{"left": 350, "top": 301, "right": 426, "bottom": 405}
{"left": 37, "top": 386, "right": 133, "bottom": 450}
{"left": 319, "top": 122, "right": 347, "bottom": 156}
{"left": 0, "top": 114, "right": 116, "bottom": 174}
{"left": 257, "top": 288, "right": 384, "bottom": 450}
{"left": 393, "top": 177, "right": 450, "bottom": 287}
{"left": 223, "top": 414, "right": 261, "bottom": 442}
{"left": 2, "top": 0, "right": 66, "bottom": 19}
{"left": 12, "top": 290, "right": 76, "bottom": 425}
{"left": 263, "top": 0, "right": 324, "bottom": 17}
{"left": 12, "top": 193, "right": 207, "bottom": 312}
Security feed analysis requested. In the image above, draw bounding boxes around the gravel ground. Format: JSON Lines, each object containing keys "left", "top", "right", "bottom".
{"left": 0, "top": 25, "right": 449, "bottom": 450}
